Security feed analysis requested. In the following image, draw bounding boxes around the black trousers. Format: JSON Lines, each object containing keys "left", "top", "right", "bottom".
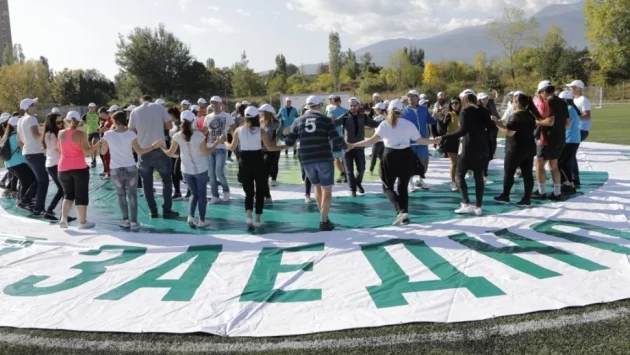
{"left": 8, "top": 163, "right": 35, "bottom": 202}
{"left": 239, "top": 150, "right": 268, "bottom": 215}
{"left": 503, "top": 152, "right": 534, "bottom": 200}
{"left": 264, "top": 151, "right": 281, "bottom": 181}
{"left": 456, "top": 156, "right": 487, "bottom": 207}
{"left": 559, "top": 143, "right": 580, "bottom": 185}
{"left": 370, "top": 142, "right": 384, "bottom": 172}
{"left": 484, "top": 130, "right": 499, "bottom": 177}
{"left": 172, "top": 157, "right": 182, "bottom": 194}
{"left": 380, "top": 148, "right": 415, "bottom": 214}
{"left": 227, "top": 133, "right": 234, "bottom": 159}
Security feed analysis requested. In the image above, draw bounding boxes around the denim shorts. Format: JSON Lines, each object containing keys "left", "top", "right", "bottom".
{"left": 302, "top": 160, "right": 334, "bottom": 188}
{"left": 332, "top": 151, "right": 343, "bottom": 159}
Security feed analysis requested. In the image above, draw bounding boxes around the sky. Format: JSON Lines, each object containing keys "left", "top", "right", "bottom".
{"left": 9, "top": 0, "right": 578, "bottom": 80}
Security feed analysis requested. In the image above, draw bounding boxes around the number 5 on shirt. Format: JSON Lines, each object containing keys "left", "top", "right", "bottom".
{"left": 305, "top": 118, "right": 317, "bottom": 133}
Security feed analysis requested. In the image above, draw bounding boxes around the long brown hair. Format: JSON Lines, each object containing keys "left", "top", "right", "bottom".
{"left": 42, "top": 113, "right": 62, "bottom": 149}
{"left": 181, "top": 119, "right": 193, "bottom": 142}
{"left": 260, "top": 111, "right": 275, "bottom": 127}
{"left": 386, "top": 110, "right": 400, "bottom": 128}
{"left": 3, "top": 124, "right": 15, "bottom": 140}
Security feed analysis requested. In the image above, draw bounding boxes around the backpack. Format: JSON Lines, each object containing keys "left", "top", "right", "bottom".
{"left": 0, "top": 138, "right": 18, "bottom": 162}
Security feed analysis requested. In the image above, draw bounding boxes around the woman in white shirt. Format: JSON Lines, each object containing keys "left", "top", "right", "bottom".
{"left": 224, "top": 106, "right": 286, "bottom": 228}
{"left": 348, "top": 100, "right": 438, "bottom": 226}
{"left": 101, "top": 111, "right": 162, "bottom": 231}
{"left": 160, "top": 110, "right": 223, "bottom": 228}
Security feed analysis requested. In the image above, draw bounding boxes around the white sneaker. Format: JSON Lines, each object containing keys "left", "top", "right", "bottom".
{"left": 222, "top": 193, "right": 231, "bottom": 202}
{"left": 209, "top": 197, "right": 221, "bottom": 205}
{"left": 409, "top": 181, "right": 418, "bottom": 192}
{"left": 455, "top": 204, "right": 474, "bottom": 214}
{"left": 474, "top": 207, "right": 483, "bottom": 216}
{"left": 196, "top": 219, "right": 211, "bottom": 228}
{"left": 187, "top": 216, "right": 197, "bottom": 227}
{"left": 393, "top": 212, "right": 409, "bottom": 226}
{"left": 466, "top": 171, "right": 473, "bottom": 179}
{"left": 78, "top": 221, "right": 96, "bottom": 230}
{"left": 450, "top": 182, "right": 458, "bottom": 192}
{"left": 119, "top": 220, "right": 131, "bottom": 228}
{"left": 130, "top": 222, "right": 141, "bottom": 231}
{"left": 484, "top": 177, "right": 494, "bottom": 184}
{"left": 59, "top": 218, "right": 68, "bottom": 229}
{"left": 254, "top": 221, "right": 263, "bottom": 228}
{"left": 270, "top": 180, "right": 279, "bottom": 187}
{"left": 246, "top": 218, "right": 254, "bottom": 227}
{"left": 415, "top": 178, "right": 429, "bottom": 190}
{"left": 265, "top": 197, "right": 273, "bottom": 204}
{"left": 305, "top": 195, "right": 311, "bottom": 204}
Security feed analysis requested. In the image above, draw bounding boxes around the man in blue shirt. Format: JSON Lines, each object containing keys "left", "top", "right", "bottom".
{"left": 327, "top": 96, "right": 349, "bottom": 184}
{"left": 401, "top": 90, "right": 437, "bottom": 191}
{"left": 277, "top": 98, "right": 299, "bottom": 158}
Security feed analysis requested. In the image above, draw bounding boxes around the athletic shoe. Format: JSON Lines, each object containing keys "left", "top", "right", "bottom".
{"left": 336, "top": 175, "right": 344, "bottom": 184}
{"left": 16, "top": 202, "right": 32, "bottom": 213}
{"left": 409, "top": 182, "right": 418, "bottom": 192}
{"left": 305, "top": 195, "right": 311, "bottom": 204}
{"left": 253, "top": 221, "right": 263, "bottom": 228}
{"left": 59, "top": 218, "right": 68, "bottom": 229}
{"left": 401, "top": 219, "right": 411, "bottom": 225}
{"left": 130, "top": 222, "right": 141, "bottom": 231}
{"left": 467, "top": 171, "right": 473, "bottom": 179}
{"left": 484, "top": 177, "right": 494, "bottom": 184}
{"left": 450, "top": 182, "right": 458, "bottom": 192}
{"left": 562, "top": 185, "right": 576, "bottom": 194}
{"left": 319, "top": 220, "right": 335, "bottom": 232}
{"left": 473, "top": 208, "right": 483, "bottom": 217}
{"left": 68, "top": 216, "right": 77, "bottom": 223}
{"left": 516, "top": 199, "right": 532, "bottom": 208}
{"left": 393, "top": 213, "right": 409, "bottom": 226}
{"left": 119, "top": 220, "right": 131, "bottom": 228}
{"left": 455, "top": 204, "right": 474, "bottom": 214}
{"left": 222, "top": 192, "right": 231, "bottom": 202}
{"left": 99, "top": 172, "right": 107, "bottom": 177}
{"left": 531, "top": 192, "right": 547, "bottom": 200}
{"left": 187, "top": 217, "right": 197, "bottom": 227}
{"left": 163, "top": 210, "right": 180, "bottom": 219}
{"left": 30, "top": 210, "right": 44, "bottom": 219}
{"left": 357, "top": 183, "right": 365, "bottom": 195}
{"left": 43, "top": 212, "right": 58, "bottom": 221}
{"left": 196, "top": 219, "right": 211, "bottom": 228}
{"left": 246, "top": 217, "right": 254, "bottom": 227}
{"left": 416, "top": 180, "right": 430, "bottom": 190}
{"left": 2, "top": 190, "right": 11, "bottom": 197}
{"left": 548, "top": 194, "right": 562, "bottom": 202}
{"left": 270, "top": 180, "right": 279, "bottom": 187}
{"left": 172, "top": 193, "right": 184, "bottom": 201}
{"left": 494, "top": 194, "right": 510, "bottom": 205}
{"left": 351, "top": 191, "right": 357, "bottom": 197}
{"left": 150, "top": 211, "right": 159, "bottom": 218}
{"left": 102, "top": 175, "right": 110, "bottom": 180}
{"left": 209, "top": 197, "right": 221, "bottom": 205}
{"left": 90, "top": 160, "right": 96, "bottom": 168}
{"left": 515, "top": 170, "right": 522, "bottom": 178}
{"left": 265, "top": 197, "right": 273, "bottom": 204}
{"left": 78, "top": 221, "right": 96, "bottom": 230}
{"left": 185, "top": 191, "right": 192, "bottom": 199}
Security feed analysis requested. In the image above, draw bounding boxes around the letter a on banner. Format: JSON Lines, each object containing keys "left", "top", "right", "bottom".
{"left": 4, "top": 245, "right": 146, "bottom": 297}
{"left": 97, "top": 245, "right": 222, "bottom": 302}
{"left": 361, "top": 239, "right": 504, "bottom": 309}
{"left": 240, "top": 243, "right": 324, "bottom": 303}
{"left": 533, "top": 220, "right": 630, "bottom": 255}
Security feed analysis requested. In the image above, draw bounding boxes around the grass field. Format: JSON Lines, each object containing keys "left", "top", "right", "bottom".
{"left": 1, "top": 104, "right": 630, "bottom": 355}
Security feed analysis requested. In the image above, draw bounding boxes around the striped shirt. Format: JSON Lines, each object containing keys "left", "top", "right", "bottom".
{"left": 284, "top": 111, "right": 346, "bottom": 165}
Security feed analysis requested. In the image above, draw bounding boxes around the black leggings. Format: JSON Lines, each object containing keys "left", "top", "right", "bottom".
{"left": 227, "top": 133, "right": 233, "bottom": 159}
{"left": 503, "top": 153, "right": 534, "bottom": 200}
{"left": 301, "top": 164, "right": 312, "bottom": 195}
{"left": 484, "top": 130, "right": 499, "bottom": 177}
{"left": 3, "top": 170, "right": 18, "bottom": 192}
{"left": 239, "top": 150, "right": 268, "bottom": 215}
{"left": 59, "top": 168, "right": 90, "bottom": 205}
{"left": 559, "top": 143, "right": 579, "bottom": 185}
{"left": 8, "top": 163, "right": 35, "bottom": 202}
{"left": 370, "top": 142, "right": 384, "bottom": 172}
{"left": 46, "top": 165, "right": 64, "bottom": 213}
{"left": 380, "top": 148, "right": 415, "bottom": 214}
{"left": 264, "top": 151, "right": 281, "bottom": 181}
{"left": 172, "top": 157, "right": 182, "bottom": 194}
{"left": 456, "top": 157, "right": 486, "bottom": 207}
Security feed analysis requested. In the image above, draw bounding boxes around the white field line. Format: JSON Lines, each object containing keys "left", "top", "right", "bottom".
{"left": 1, "top": 307, "right": 629, "bottom": 353}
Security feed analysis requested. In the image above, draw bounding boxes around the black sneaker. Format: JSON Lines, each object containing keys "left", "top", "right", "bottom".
{"left": 172, "top": 193, "right": 183, "bottom": 201}
{"left": 163, "top": 210, "right": 180, "bottom": 219}
{"left": 357, "top": 183, "right": 365, "bottom": 195}
{"left": 351, "top": 191, "right": 357, "bottom": 197}
{"left": 44, "top": 212, "right": 58, "bottom": 221}
{"left": 516, "top": 199, "right": 532, "bottom": 208}
{"left": 549, "top": 194, "right": 562, "bottom": 201}
{"left": 574, "top": 180, "right": 581, "bottom": 187}
{"left": 561, "top": 185, "right": 576, "bottom": 194}
{"left": 319, "top": 220, "right": 335, "bottom": 232}
{"left": 401, "top": 219, "right": 411, "bottom": 225}
{"left": 91, "top": 160, "right": 97, "bottom": 168}
{"left": 16, "top": 202, "right": 33, "bottom": 213}
{"left": 494, "top": 194, "right": 510, "bottom": 205}
{"left": 532, "top": 191, "right": 547, "bottom": 200}
{"left": 30, "top": 210, "right": 44, "bottom": 218}
{"left": 68, "top": 216, "right": 77, "bottom": 223}
{"left": 150, "top": 211, "right": 159, "bottom": 218}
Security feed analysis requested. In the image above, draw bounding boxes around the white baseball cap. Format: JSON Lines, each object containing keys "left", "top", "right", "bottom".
{"left": 0, "top": 112, "right": 10, "bottom": 124}
{"left": 285, "top": 97, "right": 292, "bottom": 102}
{"left": 559, "top": 90, "right": 574, "bottom": 100}
{"left": 348, "top": 97, "right": 360, "bottom": 104}
{"left": 51, "top": 108, "right": 60, "bottom": 114}
{"left": 88, "top": 102, "right": 97, "bottom": 108}
{"left": 383, "top": 100, "right": 390, "bottom": 105}
{"left": 306, "top": 95, "right": 322, "bottom": 107}
{"left": 65, "top": 111, "right": 81, "bottom": 121}
{"left": 259, "top": 104, "right": 276, "bottom": 114}
{"left": 8, "top": 116, "right": 20, "bottom": 126}
{"left": 478, "top": 93, "right": 489, "bottom": 100}
{"left": 181, "top": 100, "right": 191, "bottom": 106}
{"left": 419, "top": 94, "right": 428, "bottom": 100}
{"left": 107, "top": 105, "right": 120, "bottom": 112}
{"left": 328, "top": 95, "right": 334, "bottom": 100}
{"left": 513, "top": 90, "right": 525, "bottom": 97}
{"left": 372, "top": 93, "right": 380, "bottom": 98}
{"left": 566, "top": 80, "right": 585, "bottom": 89}
{"left": 210, "top": 96, "right": 222, "bottom": 103}
{"left": 198, "top": 98, "right": 208, "bottom": 104}
{"left": 242, "top": 100, "right": 251, "bottom": 106}
{"left": 375, "top": 102, "right": 387, "bottom": 110}
{"left": 235, "top": 102, "right": 242, "bottom": 108}
{"left": 245, "top": 106, "right": 260, "bottom": 117}
{"left": 507, "top": 91, "right": 515, "bottom": 97}
{"left": 537, "top": 80, "right": 553, "bottom": 93}
{"left": 419, "top": 99, "right": 429, "bottom": 106}
{"left": 401, "top": 96, "right": 409, "bottom": 101}
{"left": 20, "top": 98, "right": 38, "bottom": 110}
{"left": 181, "top": 110, "right": 196, "bottom": 122}
{"left": 388, "top": 99, "right": 404, "bottom": 112}
{"left": 463, "top": 89, "right": 476, "bottom": 96}
{"left": 190, "top": 105, "right": 200, "bottom": 111}
{"left": 407, "top": 90, "right": 420, "bottom": 97}
{"left": 156, "top": 98, "right": 166, "bottom": 106}
{"left": 124, "top": 105, "right": 137, "bottom": 112}
{"left": 437, "top": 92, "right": 445, "bottom": 99}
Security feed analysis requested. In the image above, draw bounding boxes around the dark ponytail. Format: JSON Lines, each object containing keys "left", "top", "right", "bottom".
{"left": 566, "top": 98, "right": 582, "bottom": 117}
{"left": 182, "top": 119, "right": 193, "bottom": 142}
{"left": 517, "top": 94, "right": 542, "bottom": 119}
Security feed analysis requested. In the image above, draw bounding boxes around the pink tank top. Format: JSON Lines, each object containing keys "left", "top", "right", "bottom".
{"left": 58, "top": 129, "right": 88, "bottom": 172}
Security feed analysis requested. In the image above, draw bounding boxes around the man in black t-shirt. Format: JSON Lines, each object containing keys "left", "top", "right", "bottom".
{"left": 534, "top": 81, "right": 568, "bottom": 201}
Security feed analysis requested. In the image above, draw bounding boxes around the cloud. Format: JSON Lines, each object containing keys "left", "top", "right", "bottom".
{"left": 236, "top": 9, "right": 251, "bottom": 17}
{"left": 178, "top": 0, "right": 190, "bottom": 10}
{"left": 183, "top": 24, "right": 208, "bottom": 34}
{"left": 208, "top": 5, "right": 219, "bottom": 11}
{"left": 286, "top": 2, "right": 294, "bottom": 10}
{"left": 200, "top": 17, "right": 238, "bottom": 33}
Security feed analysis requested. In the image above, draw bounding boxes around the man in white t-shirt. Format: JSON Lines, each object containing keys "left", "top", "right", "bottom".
{"left": 16, "top": 98, "right": 50, "bottom": 218}
{"left": 129, "top": 94, "right": 179, "bottom": 219}
{"left": 567, "top": 79, "right": 591, "bottom": 186}
{"left": 203, "top": 95, "right": 235, "bottom": 204}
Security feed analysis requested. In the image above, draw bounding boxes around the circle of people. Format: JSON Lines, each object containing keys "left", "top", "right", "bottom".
{"left": 0, "top": 78, "right": 591, "bottom": 232}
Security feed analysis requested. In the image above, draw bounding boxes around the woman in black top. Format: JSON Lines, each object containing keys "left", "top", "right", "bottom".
{"left": 493, "top": 94, "right": 539, "bottom": 207}
{"left": 441, "top": 93, "right": 496, "bottom": 216}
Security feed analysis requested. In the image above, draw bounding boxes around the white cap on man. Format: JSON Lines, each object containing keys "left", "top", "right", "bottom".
{"left": 388, "top": 99, "right": 404, "bottom": 112}
{"left": 107, "top": 105, "right": 120, "bottom": 112}
{"left": 566, "top": 80, "right": 585, "bottom": 89}
{"left": 20, "top": 98, "right": 38, "bottom": 110}
{"left": 259, "top": 104, "right": 276, "bottom": 114}
{"left": 348, "top": 97, "right": 360, "bottom": 104}
{"left": 181, "top": 100, "right": 191, "bottom": 106}
{"left": 306, "top": 95, "right": 322, "bottom": 107}
{"left": 407, "top": 90, "right": 420, "bottom": 97}
{"left": 242, "top": 100, "right": 251, "bottom": 106}
{"left": 210, "top": 96, "right": 222, "bottom": 103}
{"left": 559, "top": 90, "right": 574, "bottom": 100}
{"left": 66, "top": 111, "right": 81, "bottom": 121}
{"left": 437, "top": 92, "right": 445, "bottom": 99}
{"left": 156, "top": 98, "right": 166, "bottom": 106}
{"left": 0, "top": 112, "right": 10, "bottom": 124}
{"left": 51, "top": 108, "right": 60, "bottom": 114}
{"left": 124, "top": 105, "right": 137, "bottom": 112}
{"left": 181, "top": 110, "right": 196, "bottom": 122}
{"left": 375, "top": 102, "right": 387, "bottom": 111}
{"left": 537, "top": 80, "right": 553, "bottom": 93}
{"left": 8, "top": 116, "right": 20, "bottom": 126}
{"left": 419, "top": 94, "right": 428, "bottom": 100}
{"left": 198, "top": 98, "right": 208, "bottom": 104}
{"left": 383, "top": 100, "right": 390, "bottom": 105}
{"left": 190, "top": 105, "right": 200, "bottom": 112}
{"left": 373, "top": 93, "right": 380, "bottom": 98}
{"left": 88, "top": 102, "right": 97, "bottom": 108}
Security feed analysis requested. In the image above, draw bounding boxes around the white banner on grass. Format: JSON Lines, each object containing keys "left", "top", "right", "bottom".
{"left": 0, "top": 142, "right": 630, "bottom": 337}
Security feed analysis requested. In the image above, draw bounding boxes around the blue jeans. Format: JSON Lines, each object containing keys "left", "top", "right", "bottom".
{"left": 138, "top": 150, "right": 173, "bottom": 213}
{"left": 183, "top": 172, "right": 208, "bottom": 220}
{"left": 343, "top": 149, "right": 366, "bottom": 192}
{"left": 24, "top": 154, "right": 49, "bottom": 213}
{"left": 207, "top": 149, "right": 229, "bottom": 198}
{"left": 111, "top": 166, "right": 139, "bottom": 223}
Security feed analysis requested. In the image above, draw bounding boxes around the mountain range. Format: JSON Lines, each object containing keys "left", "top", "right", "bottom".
{"left": 297, "top": 1, "right": 587, "bottom": 75}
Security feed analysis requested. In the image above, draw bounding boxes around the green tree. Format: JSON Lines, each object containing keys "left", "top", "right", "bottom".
{"left": 387, "top": 49, "right": 423, "bottom": 90}
{"left": 317, "top": 63, "right": 329, "bottom": 75}
{"left": 275, "top": 54, "right": 287, "bottom": 76}
{"left": 286, "top": 64, "right": 300, "bottom": 77}
{"left": 0, "top": 61, "right": 51, "bottom": 111}
{"left": 423, "top": 61, "right": 439, "bottom": 86}
{"left": 328, "top": 32, "right": 342, "bottom": 91}
{"left": 358, "top": 73, "right": 389, "bottom": 95}
{"left": 405, "top": 46, "right": 425, "bottom": 67}
{"left": 51, "top": 69, "right": 80, "bottom": 105}
{"left": 486, "top": 5, "right": 539, "bottom": 83}
{"left": 51, "top": 69, "right": 116, "bottom": 106}
{"left": 116, "top": 24, "right": 192, "bottom": 98}
{"left": 2, "top": 44, "right": 14, "bottom": 66}
{"left": 206, "top": 58, "right": 215, "bottom": 69}
{"left": 39, "top": 56, "right": 52, "bottom": 81}
{"left": 232, "top": 51, "right": 265, "bottom": 97}
{"left": 343, "top": 48, "right": 359, "bottom": 79}
{"left": 585, "top": 0, "right": 630, "bottom": 80}
{"left": 537, "top": 25, "right": 568, "bottom": 80}
{"left": 175, "top": 60, "right": 214, "bottom": 100}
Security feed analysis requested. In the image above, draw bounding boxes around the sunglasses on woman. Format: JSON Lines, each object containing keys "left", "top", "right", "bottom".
{"left": 56, "top": 121, "right": 64, "bottom": 125}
